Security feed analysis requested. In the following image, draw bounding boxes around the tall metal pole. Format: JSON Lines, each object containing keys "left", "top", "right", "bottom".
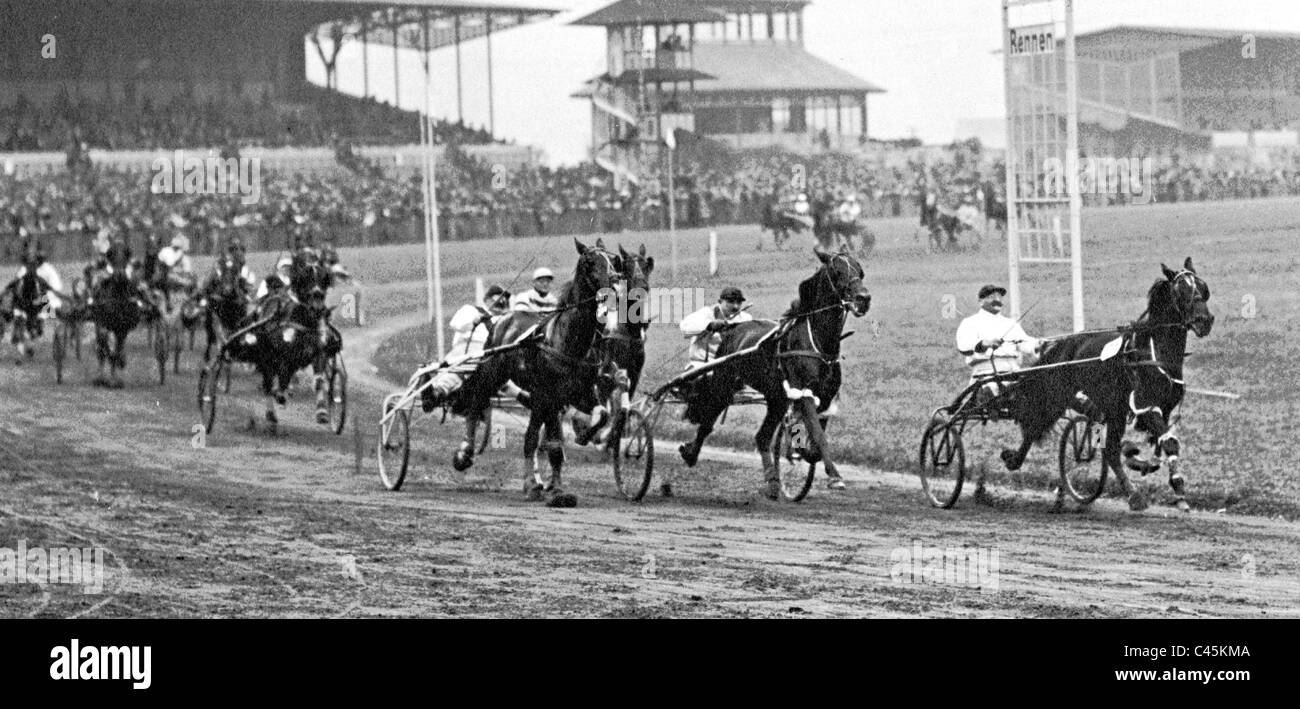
{"left": 1000, "top": 0, "right": 1022, "bottom": 320}
{"left": 1065, "top": 0, "right": 1084, "bottom": 331}
{"left": 391, "top": 10, "right": 401, "bottom": 109}
{"left": 454, "top": 13, "right": 464, "bottom": 123}
{"left": 668, "top": 143, "right": 677, "bottom": 279}
{"left": 361, "top": 18, "right": 369, "bottom": 98}
{"left": 421, "top": 9, "right": 443, "bottom": 358}
{"left": 486, "top": 13, "right": 495, "bottom": 136}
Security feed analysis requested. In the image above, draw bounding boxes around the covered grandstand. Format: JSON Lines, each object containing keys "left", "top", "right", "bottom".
{"left": 0, "top": 0, "right": 559, "bottom": 153}
{"left": 1043, "top": 25, "right": 1300, "bottom": 155}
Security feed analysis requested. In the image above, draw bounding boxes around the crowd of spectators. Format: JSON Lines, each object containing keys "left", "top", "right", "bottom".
{"left": 5, "top": 137, "right": 1300, "bottom": 254}
{"left": 0, "top": 88, "right": 497, "bottom": 152}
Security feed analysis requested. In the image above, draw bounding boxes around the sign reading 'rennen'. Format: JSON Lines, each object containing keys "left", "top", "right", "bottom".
{"left": 1009, "top": 24, "right": 1055, "bottom": 56}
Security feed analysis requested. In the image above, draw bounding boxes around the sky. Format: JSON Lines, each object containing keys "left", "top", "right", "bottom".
{"left": 307, "top": 0, "right": 1300, "bottom": 166}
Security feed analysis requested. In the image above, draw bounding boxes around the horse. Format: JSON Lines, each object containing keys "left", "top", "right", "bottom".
{"left": 999, "top": 257, "right": 1214, "bottom": 512}
{"left": 813, "top": 200, "right": 872, "bottom": 255}
{"left": 89, "top": 238, "right": 145, "bottom": 387}
{"left": 200, "top": 253, "right": 253, "bottom": 365}
{"left": 3, "top": 245, "right": 54, "bottom": 362}
{"left": 455, "top": 238, "right": 622, "bottom": 506}
{"left": 760, "top": 198, "right": 813, "bottom": 250}
{"left": 241, "top": 249, "right": 337, "bottom": 433}
{"left": 576, "top": 243, "right": 654, "bottom": 448}
{"left": 672, "top": 248, "right": 871, "bottom": 499}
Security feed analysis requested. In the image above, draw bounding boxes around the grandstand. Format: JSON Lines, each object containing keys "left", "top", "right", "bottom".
{"left": 1049, "top": 26, "right": 1300, "bottom": 156}
{"left": 0, "top": 1, "right": 559, "bottom": 155}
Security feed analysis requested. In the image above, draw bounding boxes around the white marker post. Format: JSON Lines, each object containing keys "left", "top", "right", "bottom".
{"left": 475, "top": 277, "right": 485, "bottom": 307}
{"left": 708, "top": 230, "right": 718, "bottom": 275}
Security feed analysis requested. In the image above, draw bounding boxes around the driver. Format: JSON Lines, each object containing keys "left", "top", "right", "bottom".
{"left": 955, "top": 284, "right": 1040, "bottom": 401}
{"left": 7, "top": 241, "right": 65, "bottom": 320}
{"left": 155, "top": 234, "right": 196, "bottom": 295}
{"left": 680, "top": 286, "right": 753, "bottom": 369}
{"left": 418, "top": 285, "right": 513, "bottom": 413}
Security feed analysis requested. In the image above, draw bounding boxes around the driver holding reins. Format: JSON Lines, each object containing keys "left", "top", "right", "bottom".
{"left": 955, "top": 284, "right": 1040, "bottom": 400}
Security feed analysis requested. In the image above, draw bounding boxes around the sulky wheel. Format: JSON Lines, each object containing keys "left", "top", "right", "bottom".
{"left": 919, "top": 414, "right": 965, "bottom": 509}
{"left": 377, "top": 404, "right": 411, "bottom": 491}
{"left": 197, "top": 355, "right": 226, "bottom": 435}
{"left": 772, "top": 417, "right": 816, "bottom": 503}
{"left": 53, "top": 323, "right": 66, "bottom": 384}
{"left": 328, "top": 355, "right": 348, "bottom": 435}
{"left": 612, "top": 406, "right": 654, "bottom": 501}
{"left": 1058, "top": 414, "right": 1108, "bottom": 505}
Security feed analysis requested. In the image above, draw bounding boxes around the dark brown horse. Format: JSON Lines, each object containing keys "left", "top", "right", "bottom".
{"left": 240, "top": 249, "right": 336, "bottom": 433}
{"left": 89, "top": 238, "right": 145, "bottom": 387}
{"left": 672, "top": 249, "right": 871, "bottom": 499}
{"left": 1000, "top": 257, "right": 1214, "bottom": 511}
{"left": 455, "top": 238, "right": 621, "bottom": 506}
{"left": 577, "top": 243, "right": 654, "bottom": 448}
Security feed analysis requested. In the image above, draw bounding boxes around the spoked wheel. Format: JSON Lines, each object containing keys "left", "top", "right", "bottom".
{"left": 919, "top": 414, "right": 965, "bottom": 509}
{"left": 327, "top": 355, "right": 347, "bottom": 435}
{"left": 53, "top": 324, "right": 66, "bottom": 384}
{"left": 197, "top": 355, "right": 226, "bottom": 435}
{"left": 611, "top": 407, "right": 654, "bottom": 501}
{"left": 1058, "top": 414, "right": 1108, "bottom": 504}
{"left": 377, "top": 404, "right": 411, "bottom": 491}
{"left": 772, "top": 417, "right": 816, "bottom": 503}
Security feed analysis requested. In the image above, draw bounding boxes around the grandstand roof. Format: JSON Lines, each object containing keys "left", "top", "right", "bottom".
{"left": 287, "top": 0, "right": 563, "bottom": 52}
{"left": 1074, "top": 25, "right": 1300, "bottom": 61}
{"left": 573, "top": 0, "right": 808, "bottom": 27}
{"left": 691, "top": 41, "right": 883, "bottom": 94}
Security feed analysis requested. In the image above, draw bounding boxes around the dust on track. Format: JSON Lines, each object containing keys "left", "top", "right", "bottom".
{"left": 0, "top": 311, "right": 1296, "bottom": 618}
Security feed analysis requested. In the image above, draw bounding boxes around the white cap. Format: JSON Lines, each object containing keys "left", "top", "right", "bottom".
{"left": 533, "top": 267, "right": 554, "bottom": 280}
{"left": 277, "top": 255, "right": 293, "bottom": 269}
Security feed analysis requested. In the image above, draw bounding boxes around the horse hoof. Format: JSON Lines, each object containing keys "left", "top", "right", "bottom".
{"left": 452, "top": 450, "right": 474, "bottom": 472}
{"left": 827, "top": 476, "right": 847, "bottom": 491}
{"left": 1174, "top": 498, "right": 1191, "bottom": 513}
{"left": 762, "top": 481, "right": 781, "bottom": 501}
{"left": 546, "top": 490, "right": 577, "bottom": 508}
{"left": 1128, "top": 492, "right": 1149, "bottom": 512}
{"left": 524, "top": 483, "right": 545, "bottom": 502}
{"left": 678, "top": 443, "right": 699, "bottom": 467}
{"left": 315, "top": 410, "right": 329, "bottom": 424}
{"left": 1000, "top": 449, "right": 1022, "bottom": 471}
{"left": 275, "top": 394, "right": 287, "bottom": 406}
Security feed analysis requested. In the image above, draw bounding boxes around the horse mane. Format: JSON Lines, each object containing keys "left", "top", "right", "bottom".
{"left": 783, "top": 264, "right": 826, "bottom": 318}
{"left": 1135, "top": 278, "right": 1173, "bottom": 323}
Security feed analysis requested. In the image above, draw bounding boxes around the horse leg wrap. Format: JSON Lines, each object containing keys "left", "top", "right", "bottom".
{"left": 782, "top": 380, "right": 819, "bottom": 407}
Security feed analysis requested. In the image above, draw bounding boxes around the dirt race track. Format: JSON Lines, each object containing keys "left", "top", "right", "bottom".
{"left": 1, "top": 308, "right": 1297, "bottom": 619}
